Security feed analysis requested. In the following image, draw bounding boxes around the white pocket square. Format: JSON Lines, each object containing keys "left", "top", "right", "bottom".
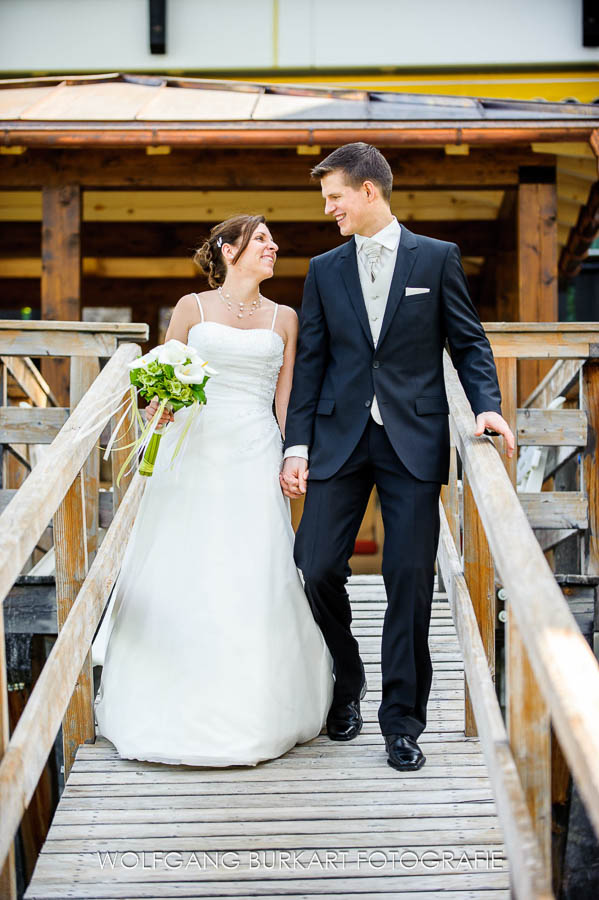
{"left": 405, "top": 287, "right": 430, "bottom": 296}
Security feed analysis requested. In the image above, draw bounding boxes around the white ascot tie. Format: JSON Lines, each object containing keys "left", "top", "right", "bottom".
{"left": 362, "top": 238, "right": 382, "bottom": 282}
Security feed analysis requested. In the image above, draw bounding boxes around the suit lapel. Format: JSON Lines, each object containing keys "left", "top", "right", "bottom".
{"left": 377, "top": 226, "right": 419, "bottom": 350}
{"left": 339, "top": 238, "right": 374, "bottom": 349}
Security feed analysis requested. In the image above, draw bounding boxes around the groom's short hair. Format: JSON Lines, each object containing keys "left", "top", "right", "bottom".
{"left": 311, "top": 143, "right": 393, "bottom": 203}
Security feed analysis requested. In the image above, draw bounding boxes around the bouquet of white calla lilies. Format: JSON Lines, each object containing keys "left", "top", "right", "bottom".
{"left": 78, "top": 339, "right": 217, "bottom": 485}
{"left": 174, "top": 360, "right": 218, "bottom": 383}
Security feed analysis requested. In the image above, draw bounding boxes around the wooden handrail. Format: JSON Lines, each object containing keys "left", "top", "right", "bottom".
{"left": 0, "top": 473, "right": 145, "bottom": 871}
{"left": 442, "top": 350, "right": 599, "bottom": 839}
{"left": 437, "top": 504, "right": 552, "bottom": 899}
{"left": 0, "top": 342, "right": 139, "bottom": 605}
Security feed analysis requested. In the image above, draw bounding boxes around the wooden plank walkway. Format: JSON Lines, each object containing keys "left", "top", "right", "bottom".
{"left": 24, "top": 576, "right": 510, "bottom": 899}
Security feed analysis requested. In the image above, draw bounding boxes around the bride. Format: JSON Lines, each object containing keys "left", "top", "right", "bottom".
{"left": 92, "top": 214, "right": 334, "bottom": 767}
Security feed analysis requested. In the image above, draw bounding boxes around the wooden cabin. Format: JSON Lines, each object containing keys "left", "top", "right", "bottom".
{"left": 0, "top": 72, "right": 598, "bottom": 409}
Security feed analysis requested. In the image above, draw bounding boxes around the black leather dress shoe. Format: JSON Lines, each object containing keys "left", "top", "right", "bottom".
{"left": 326, "top": 678, "right": 368, "bottom": 742}
{"left": 385, "top": 734, "right": 426, "bottom": 771}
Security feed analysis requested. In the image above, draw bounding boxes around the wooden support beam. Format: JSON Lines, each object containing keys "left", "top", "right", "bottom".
{"left": 53, "top": 469, "right": 93, "bottom": 781}
{"left": 0, "top": 147, "right": 555, "bottom": 189}
{"left": 516, "top": 171, "right": 558, "bottom": 403}
{"left": 40, "top": 184, "right": 82, "bottom": 405}
{"left": 555, "top": 157, "right": 599, "bottom": 181}
{"left": 0, "top": 407, "right": 69, "bottom": 443}
{"left": 523, "top": 359, "right": 582, "bottom": 409}
{"left": 516, "top": 408, "right": 587, "bottom": 447}
{"left": 582, "top": 361, "right": 599, "bottom": 576}
{"left": 495, "top": 357, "right": 518, "bottom": 486}
{"left": 519, "top": 492, "right": 587, "bottom": 530}
{"left": 462, "top": 472, "right": 495, "bottom": 738}
{"left": 531, "top": 142, "right": 595, "bottom": 160}
{"left": 0, "top": 189, "right": 506, "bottom": 223}
{"left": 0, "top": 219, "right": 501, "bottom": 259}
{"left": 495, "top": 352, "right": 552, "bottom": 866}
{"left": 440, "top": 441, "right": 460, "bottom": 553}
{"left": 0, "top": 328, "right": 116, "bottom": 358}
{"left": 0, "top": 566, "right": 16, "bottom": 900}
{"left": 506, "top": 600, "right": 552, "bottom": 867}
{"left": 0, "top": 356, "right": 57, "bottom": 408}
{"left": 70, "top": 357, "right": 100, "bottom": 560}
{"left": 111, "top": 387, "right": 137, "bottom": 512}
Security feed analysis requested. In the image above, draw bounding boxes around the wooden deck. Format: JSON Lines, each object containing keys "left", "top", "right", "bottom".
{"left": 24, "top": 576, "right": 509, "bottom": 899}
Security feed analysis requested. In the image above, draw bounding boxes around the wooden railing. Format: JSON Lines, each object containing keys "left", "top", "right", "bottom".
{"left": 438, "top": 324, "right": 599, "bottom": 899}
{"left": 0, "top": 321, "right": 148, "bottom": 900}
{"left": 2, "top": 320, "right": 599, "bottom": 899}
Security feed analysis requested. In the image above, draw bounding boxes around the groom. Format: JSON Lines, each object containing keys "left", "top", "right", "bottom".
{"left": 280, "top": 143, "right": 514, "bottom": 772}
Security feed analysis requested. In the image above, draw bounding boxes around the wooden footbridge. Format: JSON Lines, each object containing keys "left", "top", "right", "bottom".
{"left": 2, "top": 322, "right": 599, "bottom": 899}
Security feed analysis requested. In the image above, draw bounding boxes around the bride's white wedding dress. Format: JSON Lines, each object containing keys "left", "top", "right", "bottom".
{"left": 92, "top": 296, "right": 334, "bottom": 766}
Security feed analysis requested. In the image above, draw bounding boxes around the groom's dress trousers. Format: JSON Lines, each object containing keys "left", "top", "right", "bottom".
{"left": 284, "top": 223, "right": 502, "bottom": 738}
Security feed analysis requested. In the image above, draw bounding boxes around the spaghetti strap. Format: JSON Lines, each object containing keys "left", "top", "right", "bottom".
{"left": 270, "top": 303, "right": 278, "bottom": 331}
{"left": 193, "top": 292, "right": 204, "bottom": 323}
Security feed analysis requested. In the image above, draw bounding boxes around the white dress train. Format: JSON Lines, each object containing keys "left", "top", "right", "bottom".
{"left": 92, "top": 297, "right": 334, "bottom": 766}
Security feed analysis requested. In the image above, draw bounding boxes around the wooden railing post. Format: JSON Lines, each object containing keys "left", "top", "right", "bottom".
{"left": 462, "top": 471, "right": 495, "bottom": 736}
{"left": 0, "top": 604, "right": 17, "bottom": 899}
{"left": 111, "top": 387, "right": 137, "bottom": 511}
{"left": 582, "top": 359, "right": 599, "bottom": 576}
{"left": 498, "top": 354, "right": 552, "bottom": 867}
{"left": 53, "top": 469, "right": 94, "bottom": 780}
{"left": 440, "top": 439, "right": 460, "bottom": 552}
{"left": 506, "top": 613, "right": 551, "bottom": 865}
{"left": 70, "top": 357, "right": 100, "bottom": 562}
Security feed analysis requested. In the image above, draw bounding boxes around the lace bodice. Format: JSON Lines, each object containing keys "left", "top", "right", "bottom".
{"left": 187, "top": 321, "right": 284, "bottom": 411}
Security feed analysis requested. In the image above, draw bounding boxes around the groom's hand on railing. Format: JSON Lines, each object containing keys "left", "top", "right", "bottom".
{"left": 280, "top": 457, "right": 309, "bottom": 499}
{"left": 474, "top": 411, "right": 515, "bottom": 458}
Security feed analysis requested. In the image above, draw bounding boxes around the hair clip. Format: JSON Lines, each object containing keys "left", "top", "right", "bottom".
{"left": 216, "top": 236, "right": 223, "bottom": 248}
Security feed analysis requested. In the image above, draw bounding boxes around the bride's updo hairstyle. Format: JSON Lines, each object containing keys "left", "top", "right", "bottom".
{"left": 193, "top": 214, "right": 266, "bottom": 288}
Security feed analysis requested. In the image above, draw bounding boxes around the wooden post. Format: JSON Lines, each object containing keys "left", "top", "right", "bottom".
{"left": 498, "top": 351, "right": 552, "bottom": 867}
{"left": 111, "top": 387, "right": 138, "bottom": 511}
{"left": 516, "top": 169, "right": 558, "bottom": 404}
{"left": 70, "top": 357, "right": 100, "bottom": 562}
{"left": 440, "top": 441, "right": 460, "bottom": 552}
{"left": 0, "top": 604, "right": 17, "bottom": 899}
{"left": 462, "top": 471, "right": 495, "bottom": 736}
{"left": 54, "top": 469, "right": 94, "bottom": 779}
{"left": 506, "top": 607, "right": 552, "bottom": 866}
{"left": 41, "top": 184, "right": 81, "bottom": 406}
{"left": 582, "top": 360, "right": 599, "bottom": 576}
{"left": 495, "top": 357, "right": 518, "bottom": 486}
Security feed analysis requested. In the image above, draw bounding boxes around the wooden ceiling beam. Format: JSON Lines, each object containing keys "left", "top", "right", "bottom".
{"left": 0, "top": 220, "right": 501, "bottom": 258}
{"left": 557, "top": 171, "right": 595, "bottom": 206}
{"left": 0, "top": 255, "right": 488, "bottom": 279}
{"left": 0, "top": 148, "right": 556, "bottom": 189}
{"left": 556, "top": 157, "right": 599, "bottom": 181}
{"left": 0, "top": 189, "right": 504, "bottom": 222}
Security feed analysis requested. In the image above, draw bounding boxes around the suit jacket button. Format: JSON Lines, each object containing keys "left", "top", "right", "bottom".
{"left": 372, "top": 361, "right": 380, "bottom": 369}
{"left": 365, "top": 400, "right": 371, "bottom": 407}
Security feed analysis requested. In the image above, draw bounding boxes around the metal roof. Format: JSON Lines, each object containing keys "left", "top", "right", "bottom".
{"left": 1, "top": 72, "right": 598, "bottom": 126}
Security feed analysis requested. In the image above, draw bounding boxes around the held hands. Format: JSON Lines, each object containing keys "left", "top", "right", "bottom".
{"left": 475, "top": 411, "right": 515, "bottom": 459}
{"left": 144, "top": 396, "right": 175, "bottom": 427}
{"left": 280, "top": 457, "right": 309, "bottom": 499}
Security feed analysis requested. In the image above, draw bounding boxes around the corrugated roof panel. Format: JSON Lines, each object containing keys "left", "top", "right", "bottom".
{"left": 19, "top": 82, "right": 159, "bottom": 121}
{"left": 0, "top": 86, "right": 59, "bottom": 120}
{"left": 136, "top": 86, "right": 261, "bottom": 121}
{"left": 253, "top": 93, "right": 368, "bottom": 121}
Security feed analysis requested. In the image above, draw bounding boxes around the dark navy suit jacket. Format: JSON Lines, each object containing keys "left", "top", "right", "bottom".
{"left": 283, "top": 225, "right": 502, "bottom": 484}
